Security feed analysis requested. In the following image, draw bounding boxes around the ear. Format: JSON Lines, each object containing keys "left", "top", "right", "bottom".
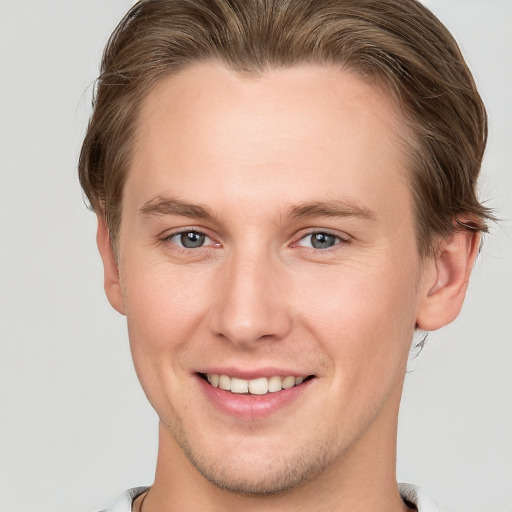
{"left": 416, "top": 226, "right": 481, "bottom": 331}
{"left": 96, "top": 214, "right": 125, "bottom": 315}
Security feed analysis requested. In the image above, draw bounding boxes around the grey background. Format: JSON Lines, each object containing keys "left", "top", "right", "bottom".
{"left": 0, "top": 1, "right": 510, "bottom": 511}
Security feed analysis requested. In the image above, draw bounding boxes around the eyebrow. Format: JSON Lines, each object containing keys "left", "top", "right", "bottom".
{"left": 287, "top": 200, "right": 376, "bottom": 221}
{"left": 138, "top": 196, "right": 376, "bottom": 222}
{"left": 139, "top": 196, "right": 214, "bottom": 219}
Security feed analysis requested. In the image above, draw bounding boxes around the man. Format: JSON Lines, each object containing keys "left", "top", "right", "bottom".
{"left": 79, "top": 1, "right": 493, "bottom": 511}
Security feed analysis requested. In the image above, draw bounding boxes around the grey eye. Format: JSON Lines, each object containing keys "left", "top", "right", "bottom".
{"left": 311, "top": 233, "right": 337, "bottom": 249}
{"left": 179, "top": 231, "right": 206, "bottom": 248}
{"left": 298, "top": 232, "right": 340, "bottom": 249}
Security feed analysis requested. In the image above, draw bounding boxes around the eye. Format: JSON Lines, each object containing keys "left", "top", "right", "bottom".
{"left": 166, "top": 230, "right": 211, "bottom": 249}
{"left": 297, "top": 232, "right": 343, "bottom": 250}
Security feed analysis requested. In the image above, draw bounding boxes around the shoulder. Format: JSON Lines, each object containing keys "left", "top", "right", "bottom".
{"left": 98, "top": 487, "right": 149, "bottom": 512}
{"left": 399, "top": 483, "right": 443, "bottom": 512}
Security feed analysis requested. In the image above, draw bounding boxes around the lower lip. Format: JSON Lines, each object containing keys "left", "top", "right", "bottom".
{"left": 197, "top": 376, "right": 313, "bottom": 420}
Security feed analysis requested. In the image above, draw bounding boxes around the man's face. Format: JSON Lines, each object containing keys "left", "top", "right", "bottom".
{"left": 111, "top": 63, "right": 431, "bottom": 494}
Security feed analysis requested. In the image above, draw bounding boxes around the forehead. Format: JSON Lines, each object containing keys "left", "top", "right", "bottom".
{"left": 127, "top": 62, "right": 412, "bottom": 227}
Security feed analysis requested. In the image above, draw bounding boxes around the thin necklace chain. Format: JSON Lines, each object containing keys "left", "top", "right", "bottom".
{"left": 138, "top": 489, "right": 149, "bottom": 512}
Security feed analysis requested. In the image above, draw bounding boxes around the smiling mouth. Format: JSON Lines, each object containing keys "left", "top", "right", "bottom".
{"left": 198, "top": 373, "right": 314, "bottom": 395}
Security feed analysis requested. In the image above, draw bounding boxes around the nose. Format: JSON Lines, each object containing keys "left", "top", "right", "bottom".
{"left": 208, "top": 249, "right": 293, "bottom": 348}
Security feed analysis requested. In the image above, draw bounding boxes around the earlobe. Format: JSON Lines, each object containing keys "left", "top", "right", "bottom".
{"left": 416, "top": 226, "right": 481, "bottom": 331}
{"left": 96, "top": 215, "right": 126, "bottom": 315}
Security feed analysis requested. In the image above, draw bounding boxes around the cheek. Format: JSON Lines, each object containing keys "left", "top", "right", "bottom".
{"left": 296, "top": 260, "right": 419, "bottom": 382}
{"left": 120, "top": 259, "right": 213, "bottom": 381}
{"left": 123, "top": 258, "right": 208, "bottom": 327}
{"left": 119, "top": 263, "right": 211, "bottom": 418}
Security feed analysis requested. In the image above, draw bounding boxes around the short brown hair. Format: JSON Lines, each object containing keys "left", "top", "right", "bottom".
{"left": 79, "top": 0, "right": 494, "bottom": 256}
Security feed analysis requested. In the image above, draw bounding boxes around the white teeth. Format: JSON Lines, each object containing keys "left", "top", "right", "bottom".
{"left": 248, "top": 377, "right": 268, "bottom": 395}
{"left": 268, "top": 376, "right": 282, "bottom": 393}
{"left": 205, "top": 373, "right": 308, "bottom": 395}
{"left": 218, "top": 375, "right": 231, "bottom": 391}
{"left": 230, "top": 377, "right": 249, "bottom": 394}
{"left": 281, "top": 376, "right": 295, "bottom": 389}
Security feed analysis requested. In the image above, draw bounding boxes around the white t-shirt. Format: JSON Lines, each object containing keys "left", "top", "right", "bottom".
{"left": 100, "top": 483, "right": 442, "bottom": 511}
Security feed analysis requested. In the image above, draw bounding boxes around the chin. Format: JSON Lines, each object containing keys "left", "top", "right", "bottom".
{"left": 176, "top": 427, "right": 340, "bottom": 496}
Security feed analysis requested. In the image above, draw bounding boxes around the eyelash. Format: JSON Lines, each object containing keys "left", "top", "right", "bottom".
{"left": 160, "top": 229, "right": 349, "bottom": 252}
{"left": 293, "top": 230, "right": 349, "bottom": 252}
{"left": 162, "top": 229, "right": 219, "bottom": 251}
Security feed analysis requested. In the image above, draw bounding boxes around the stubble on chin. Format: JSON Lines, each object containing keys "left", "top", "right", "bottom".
{"left": 166, "top": 418, "right": 342, "bottom": 497}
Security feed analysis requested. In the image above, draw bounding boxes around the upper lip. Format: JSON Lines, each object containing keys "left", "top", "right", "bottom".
{"left": 196, "top": 367, "right": 313, "bottom": 379}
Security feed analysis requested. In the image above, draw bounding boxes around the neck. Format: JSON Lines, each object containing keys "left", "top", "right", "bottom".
{"left": 144, "top": 385, "right": 412, "bottom": 512}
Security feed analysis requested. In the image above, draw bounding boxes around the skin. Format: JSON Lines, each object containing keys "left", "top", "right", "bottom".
{"left": 97, "top": 62, "right": 480, "bottom": 512}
